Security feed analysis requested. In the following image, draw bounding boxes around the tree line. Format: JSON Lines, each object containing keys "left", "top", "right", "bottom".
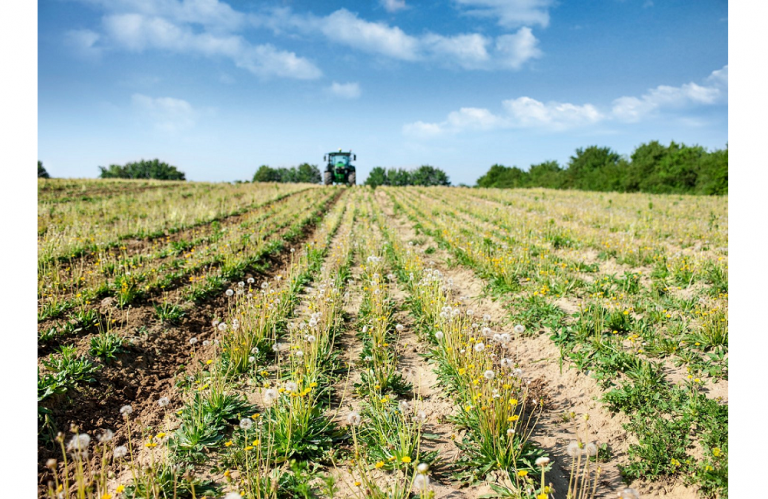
{"left": 364, "top": 165, "right": 450, "bottom": 187}
{"left": 476, "top": 141, "right": 727, "bottom": 195}
{"left": 252, "top": 164, "right": 321, "bottom": 183}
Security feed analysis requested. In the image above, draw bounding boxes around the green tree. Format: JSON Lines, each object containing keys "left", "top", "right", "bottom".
{"left": 38, "top": 161, "right": 50, "bottom": 179}
{"left": 565, "top": 146, "right": 621, "bottom": 190}
{"left": 476, "top": 164, "right": 527, "bottom": 188}
{"left": 296, "top": 163, "right": 321, "bottom": 184}
{"left": 252, "top": 165, "right": 281, "bottom": 183}
{"left": 98, "top": 159, "right": 185, "bottom": 180}
{"left": 365, "top": 166, "right": 388, "bottom": 187}
{"left": 527, "top": 160, "right": 563, "bottom": 188}
{"left": 411, "top": 165, "right": 451, "bottom": 186}
{"left": 386, "top": 168, "right": 412, "bottom": 186}
{"left": 695, "top": 146, "right": 728, "bottom": 195}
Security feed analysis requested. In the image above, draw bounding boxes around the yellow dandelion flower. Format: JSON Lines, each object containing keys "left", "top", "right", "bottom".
{"left": 401, "top": 456, "right": 412, "bottom": 463}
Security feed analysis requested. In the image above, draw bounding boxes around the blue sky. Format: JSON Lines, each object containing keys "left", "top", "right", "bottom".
{"left": 38, "top": 0, "right": 728, "bottom": 185}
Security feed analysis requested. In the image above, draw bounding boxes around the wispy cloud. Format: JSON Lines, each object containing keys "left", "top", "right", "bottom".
{"left": 453, "top": 0, "right": 555, "bottom": 28}
{"left": 612, "top": 65, "right": 727, "bottom": 122}
{"left": 327, "top": 82, "right": 361, "bottom": 99}
{"left": 381, "top": 0, "right": 408, "bottom": 13}
{"left": 259, "top": 7, "right": 541, "bottom": 70}
{"left": 403, "top": 66, "right": 728, "bottom": 137}
{"left": 132, "top": 94, "right": 197, "bottom": 132}
{"left": 102, "top": 13, "right": 321, "bottom": 79}
{"left": 64, "top": 29, "right": 104, "bottom": 60}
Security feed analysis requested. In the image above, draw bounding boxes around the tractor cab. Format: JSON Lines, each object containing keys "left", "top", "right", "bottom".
{"left": 323, "top": 150, "right": 357, "bottom": 186}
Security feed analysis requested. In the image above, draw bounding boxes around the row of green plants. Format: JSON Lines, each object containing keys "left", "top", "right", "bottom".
{"left": 384, "top": 187, "right": 727, "bottom": 497}
{"left": 42, "top": 190, "right": 355, "bottom": 499}
{"left": 38, "top": 188, "right": 337, "bottom": 325}
{"left": 39, "top": 179, "right": 310, "bottom": 261}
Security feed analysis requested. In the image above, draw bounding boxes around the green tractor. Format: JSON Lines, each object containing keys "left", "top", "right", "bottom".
{"left": 323, "top": 150, "right": 356, "bottom": 186}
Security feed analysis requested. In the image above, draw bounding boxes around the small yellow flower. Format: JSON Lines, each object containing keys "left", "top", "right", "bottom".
{"left": 224, "top": 469, "right": 231, "bottom": 477}
{"left": 252, "top": 439, "right": 260, "bottom": 446}
{"left": 388, "top": 455, "right": 397, "bottom": 461}
{"left": 354, "top": 481, "right": 362, "bottom": 487}
{"left": 102, "top": 494, "right": 112, "bottom": 499}
{"left": 116, "top": 485, "right": 125, "bottom": 494}
{"left": 401, "top": 456, "right": 412, "bottom": 463}
{"left": 508, "top": 415, "right": 519, "bottom": 422}
{"left": 244, "top": 446, "right": 254, "bottom": 451}
{"left": 225, "top": 441, "right": 233, "bottom": 447}
{"left": 206, "top": 359, "right": 213, "bottom": 365}
{"left": 155, "top": 432, "right": 166, "bottom": 439}
{"left": 458, "top": 368, "right": 467, "bottom": 375}
{"left": 517, "top": 470, "right": 528, "bottom": 477}
{"left": 712, "top": 447, "right": 721, "bottom": 457}
{"left": 375, "top": 461, "right": 384, "bottom": 468}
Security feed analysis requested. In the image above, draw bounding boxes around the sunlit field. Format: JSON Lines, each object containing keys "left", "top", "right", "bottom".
{"left": 38, "top": 179, "right": 727, "bottom": 499}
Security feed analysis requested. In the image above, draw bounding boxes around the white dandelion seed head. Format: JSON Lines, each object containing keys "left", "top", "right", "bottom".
{"left": 484, "top": 370, "right": 495, "bottom": 380}
{"left": 396, "top": 324, "right": 404, "bottom": 331}
{"left": 501, "top": 358, "right": 512, "bottom": 369}
{"left": 212, "top": 319, "right": 220, "bottom": 327}
{"left": 362, "top": 325, "right": 368, "bottom": 333}
{"left": 467, "top": 309, "right": 474, "bottom": 316}
{"left": 113, "top": 446, "right": 128, "bottom": 458}
{"left": 120, "top": 405, "right": 133, "bottom": 416}
{"left": 97, "top": 429, "right": 114, "bottom": 443}
{"left": 417, "top": 462, "right": 429, "bottom": 474}
{"left": 218, "top": 323, "right": 227, "bottom": 331}
{"left": 413, "top": 473, "right": 430, "bottom": 492}
{"left": 434, "top": 331, "right": 444, "bottom": 340}
{"left": 415, "top": 410, "right": 427, "bottom": 423}
{"left": 307, "top": 335, "right": 316, "bottom": 343}
{"left": 264, "top": 388, "right": 279, "bottom": 404}
{"left": 492, "top": 334, "right": 501, "bottom": 343}
{"left": 347, "top": 412, "right": 362, "bottom": 426}
{"left": 294, "top": 350, "right": 304, "bottom": 358}
{"left": 203, "top": 340, "right": 211, "bottom": 346}
{"left": 247, "top": 277, "right": 255, "bottom": 284}
{"left": 67, "top": 433, "right": 91, "bottom": 453}
{"left": 507, "top": 428, "right": 515, "bottom": 436}
{"left": 586, "top": 442, "right": 598, "bottom": 456}
{"left": 566, "top": 441, "right": 581, "bottom": 457}
{"left": 500, "top": 333, "right": 511, "bottom": 344}
{"left": 158, "top": 397, "right": 170, "bottom": 407}
{"left": 483, "top": 327, "right": 493, "bottom": 336}
{"left": 285, "top": 381, "right": 298, "bottom": 392}
{"left": 474, "top": 342, "right": 485, "bottom": 352}
{"left": 239, "top": 418, "right": 253, "bottom": 430}
{"left": 535, "top": 456, "right": 550, "bottom": 467}
{"left": 483, "top": 314, "right": 491, "bottom": 322}
{"left": 248, "top": 356, "right": 255, "bottom": 363}
{"left": 514, "top": 324, "right": 525, "bottom": 334}
{"left": 225, "top": 289, "right": 234, "bottom": 297}
{"left": 189, "top": 337, "right": 198, "bottom": 345}
{"left": 398, "top": 400, "right": 410, "bottom": 413}
{"left": 238, "top": 281, "right": 245, "bottom": 288}
{"left": 251, "top": 347, "right": 259, "bottom": 354}
{"left": 223, "top": 493, "right": 243, "bottom": 499}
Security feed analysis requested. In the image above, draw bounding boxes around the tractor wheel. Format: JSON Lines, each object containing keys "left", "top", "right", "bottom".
{"left": 348, "top": 172, "right": 356, "bottom": 186}
{"left": 324, "top": 171, "right": 333, "bottom": 185}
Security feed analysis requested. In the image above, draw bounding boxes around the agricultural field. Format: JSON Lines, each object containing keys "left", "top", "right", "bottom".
{"left": 37, "top": 179, "right": 728, "bottom": 499}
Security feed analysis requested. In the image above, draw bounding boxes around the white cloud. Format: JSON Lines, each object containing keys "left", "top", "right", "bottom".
{"left": 102, "top": 13, "right": 321, "bottom": 79}
{"left": 495, "top": 27, "right": 541, "bottom": 69}
{"left": 79, "top": 0, "right": 245, "bottom": 32}
{"left": 503, "top": 97, "right": 603, "bottom": 129}
{"left": 132, "top": 94, "right": 197, "bottom": 132}
{"left": 327, "top": 82, "right": 361, "bottom": 99}
{"left": 318, "top": 9, "right": 420, "bottom": 61}
{"left": 453, "top": 0, "right": 554, "bottom": 28}
{"left": 612, "top": 65, "right": 727, "bottom": 122}
{"left": 381, "top": 0, "right": 408, "bottom": 13}
{"left": 64, "top": 29, "right": 103, "bottom": 59}
{"left": 404, "top": 66, "right": 728, "bottom": 137}
{"left": 259, "top": 8, "right": 540, "bottom": 70}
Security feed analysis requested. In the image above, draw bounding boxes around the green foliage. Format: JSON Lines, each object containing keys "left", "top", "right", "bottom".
{"left": 89, "top": 332, "right": 126, "bottom": 363}
{"left": 98, "top": 159, "right": 186, "bottom": 180}
{"left": 38, "top": 160, "right": 51, "bottom": 179}
{"left": 365, "top": 165, "right": 451, "bottom": 187}
{"left": 253, "top": 163, "right": 322, "bottom": 184}
{"left": 39, "top": 346, "right": 100, "bottom": 402}
{"left": 475, "top": 141, "right": 727, "bottom": 195}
